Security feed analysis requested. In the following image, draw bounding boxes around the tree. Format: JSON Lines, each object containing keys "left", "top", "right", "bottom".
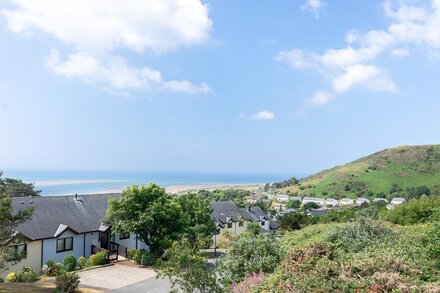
{"left": 302, "top": 202, "right": 319, "bottom": 210}
{"left": 216, "top": 234, "right": 282, "bottom": 287}
{"left": 263, "top": 183, "right": 271, "bottom": 192}
{"left": 0, "top": 171, "right": 41, "bottom": 197}
{"left": 175, "top": 193, "right": 216, "bottom": 248}
{"left": 0, "top": 191, "right": 33, "bottom": 275}
{"left": 279, "top": 212, "right": 308, "bottom": 231}
{"left": 158, "top": 239, "right": 221, "bottom": 293}
{"left": 286, "top": 199, "right": 301, "bottom": 209}
{"left": 105, "top": 184, "right": 185, "bottom": 256}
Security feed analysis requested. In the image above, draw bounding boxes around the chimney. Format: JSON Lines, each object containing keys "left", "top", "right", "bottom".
{"left": 247, "top": 205, "right": 251, "bottom": 212}
{"left": 74, "top": 193, "right": 78, "bottom": 201}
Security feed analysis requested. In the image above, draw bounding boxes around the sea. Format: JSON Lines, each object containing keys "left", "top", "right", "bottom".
{"left": 2, "top": 169, "right": 297, "bottom": 196}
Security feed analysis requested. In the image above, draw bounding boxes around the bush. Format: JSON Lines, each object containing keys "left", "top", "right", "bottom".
{"left": 85, "top": 254, "right": 96, "bottom": 268}
{"left": 62, "top": 254, "right": 77, "bottom": 272}
{"left": 77, "top": 256, "right": 86, "bottom": 269}
{"left": 43, "top": 259, "right": 61, "bottom": 276}
{"left": 16, "top": 267, "right": 37, "bottom": 283}
{"left": 324, "top": 218, "right": 395, "bottom": 252}
{"left": 5, "top": 272, "right": 17, "bottom": 283}
{"left": 140, "top": 251, "right": 156, "bottom": 266}
{"left": 55, "top": 271, "right": 80, "bottom": 293}
{"left": 93, "top": 251, "right": 108, "bottom": 266}
{"left": 382, "top": 196, "right": 440, "bottom": 225}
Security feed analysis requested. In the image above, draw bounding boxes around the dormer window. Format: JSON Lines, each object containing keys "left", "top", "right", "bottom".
{"left": 260, "top": 220, "right": 265, "bottom": 226}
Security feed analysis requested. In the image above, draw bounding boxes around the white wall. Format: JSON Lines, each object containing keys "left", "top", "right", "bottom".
{"left": 1, "top": 240, "right": 42, "bottom": 277}
{"left": 84, "top": 232, "right": 99, "bottom": 258}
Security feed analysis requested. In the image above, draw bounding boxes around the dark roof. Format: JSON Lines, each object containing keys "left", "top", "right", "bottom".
{"left": 211, "top": 200, "right": 278, "bottom": 231}
{"left": 12, "top": 194, "right": 119, "bottom": 240}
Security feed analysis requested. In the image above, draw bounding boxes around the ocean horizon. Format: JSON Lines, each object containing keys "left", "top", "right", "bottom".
{"left": 2, "top": 169, "right": 301, "bottom": 196}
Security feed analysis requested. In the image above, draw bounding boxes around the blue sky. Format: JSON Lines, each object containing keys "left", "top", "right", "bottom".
{"left": 0, "top": 0, "right": 439, "bottom": 175}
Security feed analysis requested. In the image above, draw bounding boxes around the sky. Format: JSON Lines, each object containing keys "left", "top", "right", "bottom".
{"left": 0, "top": 0, "right": 440, "bottom": 175}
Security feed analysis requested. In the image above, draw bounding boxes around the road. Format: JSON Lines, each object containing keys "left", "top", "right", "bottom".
{"left": 109, "top": 277, "right": 172, "bottom": 293}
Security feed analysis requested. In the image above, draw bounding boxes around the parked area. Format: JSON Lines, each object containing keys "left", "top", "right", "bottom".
{"left": 78, "top": 262, "right": 157, "bottom": 291}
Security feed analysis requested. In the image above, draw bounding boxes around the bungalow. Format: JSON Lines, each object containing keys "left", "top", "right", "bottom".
{"left": 211, "top": 200, "right": 278, "bottom": 246}
{"left": 274, "top": 194, "right": 290, "bottom": 202}
{"left": 325, "top": 198, "right": 338, "bottom": 206}
{"left": 355, "top": 197, "right": 371, "bottom": 206}
{"left": 339, "top": 198, "right": 354, "bottom": 206}
{"left": 4, "top": 193, "right": 148, "bottom": 277}
{"left": 302, "top": 197, "right": 325, "bottom": 206}
{"left": 390, "top": 197, "right": 406, "bottom": 205}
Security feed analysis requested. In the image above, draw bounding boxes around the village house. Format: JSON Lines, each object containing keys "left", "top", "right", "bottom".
{"left": 390, "top": 197, "right": 406, "bottom": 205}
{"left": 339, "top": 198, "right": 354, "bottom": 206}
{"left": 355, "top": 197, "right": 371, "bottom": 206}
{"left": 325, "top": 198, "right": 338, "bottom": 206}
{"left": 4, "top": 194, "right": 148, "bottom": 277}
{"left": 302, "top": 197, "right": 325, "bottom": 206}
{"left": 274, "top": 194, "right": 290, "bottom": 202}
{"left": 211, "top": 200, "right": 278, "bottom": 247}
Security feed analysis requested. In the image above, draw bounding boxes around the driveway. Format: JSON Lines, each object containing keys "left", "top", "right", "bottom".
{"left": 78, "top": 262, "right": 159, "bottom": 291}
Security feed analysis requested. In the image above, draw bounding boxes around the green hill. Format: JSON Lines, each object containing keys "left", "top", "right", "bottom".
{"left": 281, "top": 144, "right": 440, "bottom": 199}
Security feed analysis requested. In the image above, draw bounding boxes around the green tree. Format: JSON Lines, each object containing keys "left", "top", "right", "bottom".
{"left": 302, "top": 202, "right": 319, "bottom": 210}
{"left": 263, "top": 183, "right": 271, "bottom": 192}
{"left": 279, "top": 212, "right": 308, "bottom": 231}
{"left": 0, "top": 191, "right": 33, "bottom": 275}
{"left": 105, "top": 184, "right": 184, "bottom": 256}
{"left": 286, "top": 199, "right": 301, "bottom": 209}
{"left": 216, "top": 234, "right": 282, "bottom": 287}
{"left": 0, "top": 171, "right": 41, "bottom": 197}
{"left": 175, "top": 193, "right": 216, "bottom": 248}
{"left": 158, "top": 239, "right": 221, "bottom": 293}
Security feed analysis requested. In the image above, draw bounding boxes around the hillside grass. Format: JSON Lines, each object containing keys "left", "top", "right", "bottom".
{"left": 282, "top": 145, "right": 440, "bottom": 199}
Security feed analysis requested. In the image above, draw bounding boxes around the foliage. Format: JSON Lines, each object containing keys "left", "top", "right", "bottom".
{"left": 231, "top": 272, "right": 266, "bottom": 293}
{"left": 217, "top": 230, "right": 235, "bottom": 249}
{"left": 5, "top": 272, "right": 17, "bottom": 283}
{"left": 278, "top": 212, "right": 308, "bottom": 231}
{"left": 16, "top": 267, "right": 37, "bottom": 283}
{"left": 105, "top": 184, "right": 185, "bottom": 256}
{"left": 272, "top": 177, "right": 299, "bottom": 189}
{"left": 158, "top": 239, "right": 221, "bottom": 293}
{"left": 0, "top": 187, "right": 33, "bottom": 275}
{"left": 93, "top": 252, "right": 107, "bottom": 266}
{"left": 245, "top": 222, "right": 260, "bottom": 236}
{"left": 216, "top": 234, "right": 282, "bottom": 287}
{"left": 324, "top": 218, "right": 396, "bottom": 252}
{"left": 302, "top": 202, "right": 319, "bottom": 210}
{"left": 61, "top": 254, "right": 77, "bottom": 272}
{"left": 175, "top": 193, "right": 216, "bottom": 248}
{"left": 55, "top": 271, "right": 80, "bottom": 293}
{"left": 43, "top": 260, "right": 61, "bottom": 276}
{"left": 77, "top": 256, "right": 86, "bottom": 269}
{"left": 0, "top": 171, "right": 41, "bottom": 197}
{"left": 286, "top": 199, "right": 301, "bottom": 209}
{"left": 127, "top": 249, "right": 156, "bottom": 266}
{"left": 281, "top": 223, "right": 338, "bottom": 251}
{"left": 382, "top": 196, "right": 440, "bottom": 225}
{"left": 140, "top": 251, "right": 157, "bottom": 266}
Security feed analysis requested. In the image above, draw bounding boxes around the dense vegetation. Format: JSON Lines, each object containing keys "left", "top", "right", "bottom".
{"left": 280, "top": 145, "right": 440, "bottom": 200}
{"left": 0, "top": 171, "right": 41, "bottom": 197}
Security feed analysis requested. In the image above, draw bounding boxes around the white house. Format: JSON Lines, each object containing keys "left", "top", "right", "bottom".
{"left": 355, "top": 197, "right": 371, "bottom": 206}
{"left": 302, "top": 197, "right": 325, "bottom": 206}
{"left": 274, "top": 194, "right": 290, "bottom": 202}
{"left": 373, "top": 198, "right": 388, "bottom": 203}
{"left": 339, "top": 198, "right": 354, "bottom": 206}
{"left": 390, "top": 197, "right": 406, "bottom": 205}
{"left": 4, "top": 194, "right": 148, "bottom": 277}
{"left": 325, "top": 198, "right": 338, "bottom": 206}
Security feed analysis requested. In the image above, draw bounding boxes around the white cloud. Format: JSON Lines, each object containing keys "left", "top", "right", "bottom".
{"left": 301, "top": 0, "right": 326, "bottom": 18}
{"left": 2, "top": 0, "right": 212, "bottom": 95}
{"left": 239, "top": 111, "right": 275, "bottom": 120}
{"left": 279, "top": 0, "right": 440, "bottom": 108}
{"left": 46, "top": 50, "right": 209, "bottom": 94}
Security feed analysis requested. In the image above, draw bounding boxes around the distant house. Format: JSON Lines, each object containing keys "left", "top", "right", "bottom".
{"left": 289, "top": 196, "right": 302, "bottom": 202}
{"left": 276, "top": 208, "right": 296, "bottom": 218}
{"left": 302, "top": 197, "right": 325, "bottom": 206}
{"left": 339, "top": 198, "right": 354, "bottom": 206}
{"left": 325, "top": 198, "right": 338, "bottom": 206}
{"left": 211, "top": 200, "right": 278, "bottom": 247}
{"left": 373, "top": 198, "right": 388, "bottom": 203}
{"left": 355, "top": 197, "right": 371, "bottom": 206}
{"left": 271, "top": 202, "right": 287, "bottom": 211}
{"left": 4, "top": 194, "right": 147, "bottom": 277}
{"left": 390, "top": 197, "right": 406, "bottom": 205}
{"left": 274, "top": 194, "right": 290, "bottom": 202}
{"left": 306, "top": 207, "right": 341, "bottom": 216}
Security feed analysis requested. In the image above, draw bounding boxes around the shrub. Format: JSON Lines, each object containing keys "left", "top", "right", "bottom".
{"left": 324, "top": 218, "right": 396, "bottom": 252}
{"left": 5, "top": 272, "right": 17, "bottom": 283}
{"left": 16, "top": 267, "right": 37, "bottom": 283}
{"left": 382, "top": 196, "right": 440, "bottom": 225}
{"left": 43, "top": 259, "right": 61, "bottom": 276}
{"left": 93, "top": 251, "right": 107, "bottom": 266}
{"left": 140, "top": 251, "right": 156, "bottom": 266}
{"left": 55, "top": 271, "right": 80, "bottom": 293}
{"left": 77, "top": 256, "right": 86, "bottom": 269}
{"left": 62, "top": 254, "right": 77, "bottom": 272}
{"left": 85, "top": 254, "right": 96, "bottom": 268}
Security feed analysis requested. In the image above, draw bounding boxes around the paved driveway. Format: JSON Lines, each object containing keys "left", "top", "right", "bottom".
{"left": 78, "top": 262, "right": 157, "bottom": 290}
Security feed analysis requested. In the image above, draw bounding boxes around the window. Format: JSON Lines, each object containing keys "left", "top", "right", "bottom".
{"left": 7, "top": 244, "right": 27, "bottom": 261}
{"left": 260, "top": 221, "right": 265, "bottom": 226}
{"left": 119, "top": 232, "right": 130, "bottom": 240}
{"left": 56, "top": 237, "right": 73, "bottom": 253}
{"left": 216, "top": 228, "right": 221, "bottom": 235}
{"left": 238, "top": 221, "right": 244, "bottom": 227}
{"left": 227, "top": 222, "right": 232, "bottom": 228}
